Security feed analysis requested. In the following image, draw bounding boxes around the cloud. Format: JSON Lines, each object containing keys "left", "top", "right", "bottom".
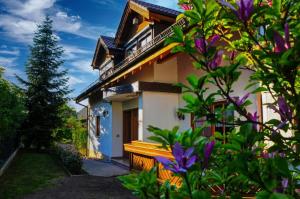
{"left": 0, "top": 57, "right": 25, "bottom": 79}
{"left": 0, "top": 56, "right": 17, "bottom": 66}
{"left": 62, "top": 44, "right": 93, "bottom": 60}
{"left": 0, "top": 14, "right": 38, "bottom": 43}
{"left": 70, "top": 59, "right": 98, "bottom": 75}
{"left": 68, "top": 75, "right": 84, "bottom": 86}
{"left": 0, "top": 0, "right": 115, "bottom": 44}
{"left": 0, "top": 49, "right": 20, "bottom": 56}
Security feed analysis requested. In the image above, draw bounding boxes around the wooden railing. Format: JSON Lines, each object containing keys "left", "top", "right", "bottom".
{"left": 100, "top": 18, "right": 188, "bottom": 81}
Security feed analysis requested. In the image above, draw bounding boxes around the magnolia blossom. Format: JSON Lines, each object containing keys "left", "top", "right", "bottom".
{"left": 247, "top": 111, "right": 259, "bottom": 130}
{"left": 219, "top": 0, "right": 254, "bottom": 22}
{"left": 195, "top": 35, "right": 220, "bottom": 54}
{"left": 274, "top": 23, "right": 291, "bottom": 53}
{"left": 208, "top": 50, "right": 224, "bottom": 70}
{"left": 181, "top": 3, "right": 192, "bottom": 11}
{"left": 269, "top": 96, "right": 292, "bottom": 130}
{"left": 235, "top": 93, "right": 250, "bottom": 106}
{"left": 282, "top": 178, "right": 288, "bottom": 189}
{"left": 203, "top": 140, "right": 215, "bottom": 168}
{"left": 230, "top": 51, "right": 237, "bottom": 61}
{"left": 155, "top": 142, "right": 197, "bottom": 173}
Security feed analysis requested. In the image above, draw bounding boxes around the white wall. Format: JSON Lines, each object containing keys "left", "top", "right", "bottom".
{"left": 139, "top": 91, "right": 180, "bottom": 141}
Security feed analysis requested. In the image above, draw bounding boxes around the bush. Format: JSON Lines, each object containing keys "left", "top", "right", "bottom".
{"left": 53, "top": 143, "right": 82, "bottom": 175}
{"left": 53, "top": 105, "right": 88, "bottom": 156}
{"left": 0, "top": 67, "right": 26, "bottom": 164}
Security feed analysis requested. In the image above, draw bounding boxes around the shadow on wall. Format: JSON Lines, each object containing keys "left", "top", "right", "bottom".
{"left": 88, "top": 104, "right": 112, "bottom": 159}
{"left": 88, "top": 115, "right": 102, "bottom": 159}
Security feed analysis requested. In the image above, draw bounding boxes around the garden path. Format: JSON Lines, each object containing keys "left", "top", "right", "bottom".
{"left": 82, "top": 159, "right": 129, "bottom": 177}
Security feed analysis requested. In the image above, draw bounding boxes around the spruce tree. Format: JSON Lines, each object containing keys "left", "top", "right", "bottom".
{"left": 18, "top": 16, "right": 70, "bottom": 149}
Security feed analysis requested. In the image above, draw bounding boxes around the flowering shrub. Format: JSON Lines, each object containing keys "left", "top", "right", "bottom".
{"left": 53, "top": 143, "right": 83, "bottom": 174}
{"left": 119, "top": 0, "right": 299, "bottom": 198}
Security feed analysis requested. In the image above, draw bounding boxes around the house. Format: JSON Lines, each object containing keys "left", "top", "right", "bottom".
{"left": 75, "top": 0, "right": 264, "bottom": 162}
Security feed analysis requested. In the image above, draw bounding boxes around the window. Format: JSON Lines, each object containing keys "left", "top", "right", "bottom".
{"left": 96, "top": 116, "right": 100, "bottom": 137}
{"left": 191, "top": 101, "right": 234, "bottom": 142}
{"left": 126, "top": 43, "right": 137, "bottom": 57}
{"left": 140, "top": 33, "right": 152, "bottom": 48}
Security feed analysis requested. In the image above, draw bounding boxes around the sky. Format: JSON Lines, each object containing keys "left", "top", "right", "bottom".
{"left": 0, "top": 0, "right": 180, "bottom": 111}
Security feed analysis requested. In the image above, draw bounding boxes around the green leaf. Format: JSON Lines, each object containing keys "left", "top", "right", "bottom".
{"left": 270, "top": 193, "right": 290, "bottom": 199}
{"left": 186, "top": 74, "right": 198, "bottom": 88}
{"left": 251, "top": 87, "right": 268, "bottom": 93}
{"left": 272, "top": 0, "right": 281, "bottom": 16}
{"left": 256, "top": 191, "right": 271, "bottom": 199}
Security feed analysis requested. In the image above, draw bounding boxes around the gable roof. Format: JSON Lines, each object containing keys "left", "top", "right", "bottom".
{"left": 91, "top": 35, "right": 124, "bottom": 68}
{"left": 101, "top": 36, "right": 123, "bottom": 51}
{"left": 114, "top": 0, "right": 180, "bottom": 45}
{"left": 131, "top": 0, "right": 180, "bottom": 18}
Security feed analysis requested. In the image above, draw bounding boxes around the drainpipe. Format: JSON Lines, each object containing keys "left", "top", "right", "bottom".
{"left": 76, "top": 100, "right": 89, "bottom": 157}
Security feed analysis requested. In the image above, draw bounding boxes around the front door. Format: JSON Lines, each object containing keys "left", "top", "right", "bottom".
{"left": 123, "top": 108, "right": 138, "bottom": 158}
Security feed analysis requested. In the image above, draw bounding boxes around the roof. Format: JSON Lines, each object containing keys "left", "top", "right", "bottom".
{"left": 131, "top": 0, "right": 180, "bottom": 18}
{"left": 100, "top": 36, "right": 123, "bottom": 51}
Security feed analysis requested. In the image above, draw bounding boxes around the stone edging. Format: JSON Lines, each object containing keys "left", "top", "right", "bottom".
{"left": 0, "top": 147, "right": 20, "bottom": 176}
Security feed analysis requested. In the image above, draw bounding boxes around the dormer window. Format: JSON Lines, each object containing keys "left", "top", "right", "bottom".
{"left": 133, "top": 17, "right": 139, "bottom": 25}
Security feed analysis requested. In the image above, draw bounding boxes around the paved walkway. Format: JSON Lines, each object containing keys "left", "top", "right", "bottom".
{"left": 82, "top": 159, "right": 129, "bottom": 177}
{"left": 22, "top": 176, "right": 136, "bottom": 199}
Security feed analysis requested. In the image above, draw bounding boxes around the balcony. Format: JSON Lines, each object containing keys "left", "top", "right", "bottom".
{"left": 100, "top": 17, "right": 188, "bottom": 81}
{"left": 76, "top": 18, "right": 188, "bottom": 102}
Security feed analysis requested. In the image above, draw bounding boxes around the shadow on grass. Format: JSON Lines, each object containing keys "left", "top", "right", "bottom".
{"left": 0, "top": 150, "right": 67, "bottom": 199}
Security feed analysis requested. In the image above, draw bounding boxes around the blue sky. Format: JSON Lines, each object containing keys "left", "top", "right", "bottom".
{"left": 0, "top": 0, "right": 179, "bottom": 110}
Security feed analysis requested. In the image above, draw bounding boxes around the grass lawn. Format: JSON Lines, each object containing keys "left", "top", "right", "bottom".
{"left": 0, "top": 150, "right": 67, "bottom": 199}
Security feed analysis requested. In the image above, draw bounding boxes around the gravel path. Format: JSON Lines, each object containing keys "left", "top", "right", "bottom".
{"left": 22, "top": 175, "right": 136, "bottom": 199}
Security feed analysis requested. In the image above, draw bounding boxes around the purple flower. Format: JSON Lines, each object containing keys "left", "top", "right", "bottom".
{"left": 155, "top": 142, "right": 197, "bottom": 174}
{"left": 203, "top": 140, "right": 215, "bottom": 168}
{"left": 195, "top": 37, "right": 207, "bottom": 54}
{"left": 209, "top": 35, "right": 221, "bottom": 47}
{"left": 219, "top": 0, "right": 254, "bottom": 22}
{"left": 274, "top": 23, "right": 291, "bottom": 53}
{"left": 278, "top": 97, "right": 292, "bottom": 121}
{"left": 235, "top": 93, "right": 250, "bottom": 106}
{"left": 269, "top": 97, "right": 292, "bottom": 127}
{"left": 247, "top": 112, "right": 259, "bottom": 130}
{"left": 282, "top": 178, "right": 288, "bottom": 189}
{"left": 208, "top": 50, "right": 224, "bottom": 69}
{"left": 237, "top": 0, "right": 254, "bottom": 22}
{"left": 230, "top": 51, "right": 237, "bottom": 61}
{"left": 195, "top": 35, "right": 220, "bottom": 54}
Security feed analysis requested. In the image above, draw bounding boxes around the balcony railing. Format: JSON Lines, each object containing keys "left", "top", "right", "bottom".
{"left": 100, "top": 17, "right": 188, "bottom": 81}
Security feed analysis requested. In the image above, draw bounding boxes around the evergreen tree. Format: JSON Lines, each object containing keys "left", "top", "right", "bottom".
{"left": 18, "top": 16, "right": 70, "bottom": 149}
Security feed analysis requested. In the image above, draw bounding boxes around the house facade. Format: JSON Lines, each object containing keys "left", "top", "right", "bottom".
{"left": 75, "top": 0, "right": 264, "bottom": 160}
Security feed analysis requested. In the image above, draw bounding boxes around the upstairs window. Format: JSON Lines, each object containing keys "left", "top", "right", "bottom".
{"left": 140, "top": 33, "right": 152, "bottom": 48}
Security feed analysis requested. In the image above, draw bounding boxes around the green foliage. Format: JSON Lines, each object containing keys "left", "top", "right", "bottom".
{"left": 0, "top": 150, "right": 66, "bottom": 199}
{"left": 17, "top": 16, "right": 71, "bottom": 149}
{"left": 0, "top": 68, "right": 26, "bottom": 161}
{"left": 53, "top": 105, "right": 87, "bottom": 154}
{"left": 120, "top": 0, "right": 300, "bottom": 198}
{"left": 118, "top": 168, "right": 162, "bottom": 198}
{"left": 53, "top": 143, "right": 82, "bottom": 174}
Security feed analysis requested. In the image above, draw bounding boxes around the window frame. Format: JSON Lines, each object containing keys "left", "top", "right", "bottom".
{"left": 96, "top": 115, "right": 100, "bottom": 137}
{"left": 191, "top": 100, "right": 234, "bottom": 141}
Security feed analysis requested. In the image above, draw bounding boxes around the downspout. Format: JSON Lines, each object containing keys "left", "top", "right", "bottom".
{"left": 76, "top": 100, "right": 89, "bottom": 157}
